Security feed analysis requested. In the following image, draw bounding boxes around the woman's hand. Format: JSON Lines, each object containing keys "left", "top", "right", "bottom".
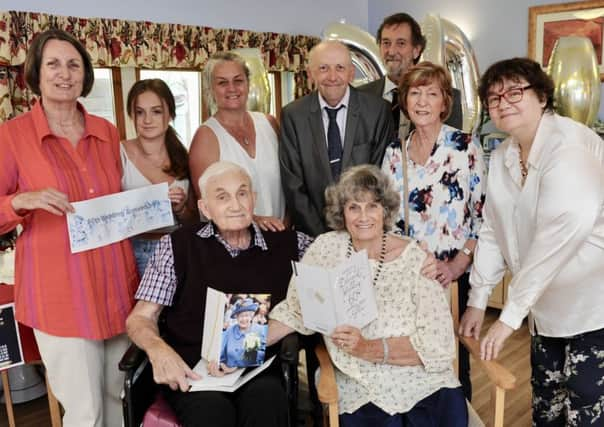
{"left": 168, "top": 186, "right": 187, "bottom": 216}
{"left": 480, "top": 320, "right": 514, "bottom": 361}
{"left": 148, "top": 342, "right": 201, "bottom": 391}
{"left": 331, "top": 325, "right": 367, "bottom": 358}
{"left": 208, "top": 360, "right": 238, "bottom": 377}
{"left": 254, "top": 215, "right": 285, "bottom": 232}
{"left": 11, "top": 188, "right": 74, "bottom": 216}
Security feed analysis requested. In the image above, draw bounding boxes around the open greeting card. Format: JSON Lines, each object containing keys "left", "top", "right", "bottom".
{"left": 292, "top": 250, "right": 378, "bottom": 335}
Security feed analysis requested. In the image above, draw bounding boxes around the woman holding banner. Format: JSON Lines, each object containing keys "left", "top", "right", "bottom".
{"left": 0, "top": 29, "right": 137, "bottom": 427}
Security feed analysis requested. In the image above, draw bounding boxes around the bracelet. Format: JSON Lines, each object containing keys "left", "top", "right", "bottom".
{"left": 381, "top": 337, "right": 389, "bottom": 365}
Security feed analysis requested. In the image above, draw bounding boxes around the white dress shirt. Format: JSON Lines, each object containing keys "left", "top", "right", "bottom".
{"left": 318, "top": 87, "right": 350, "bottom": 147}
{"left": 382, "top": 77, "right": 397, "bottom": 102}
{"left": 469, "top": 112, "right": 604, "bottom": 337}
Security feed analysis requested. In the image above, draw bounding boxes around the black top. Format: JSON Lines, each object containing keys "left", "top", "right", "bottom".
{"left": 163, "top": 223, "right": 299, "bottom": 367}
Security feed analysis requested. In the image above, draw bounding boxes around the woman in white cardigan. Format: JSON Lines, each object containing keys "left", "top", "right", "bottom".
{"left": 460, "top": 57, "right": 604, "bottom": 426}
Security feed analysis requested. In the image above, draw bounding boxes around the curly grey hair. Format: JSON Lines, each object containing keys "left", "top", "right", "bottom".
{"left": 324, "top": 165, "right": 400, "bottom": 232}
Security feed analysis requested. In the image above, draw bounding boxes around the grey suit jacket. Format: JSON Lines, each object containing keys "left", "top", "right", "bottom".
{"left": 358, "top": 76, "right": 464, "bottom": 133}
{"left": 279, "top": 87, "right": 392, "bottom": 237}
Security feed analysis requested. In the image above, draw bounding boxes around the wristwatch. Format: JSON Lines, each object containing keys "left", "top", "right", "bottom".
{"left": 462, "top": 247, "right": 473, "bottom": 258}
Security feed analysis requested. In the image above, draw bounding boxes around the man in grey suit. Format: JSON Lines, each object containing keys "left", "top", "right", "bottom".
{"left": 279, "top": 40, "right": 392, "bottom": 237}
{"left": 358, "top": 12, "right": 463, "bottom": 138}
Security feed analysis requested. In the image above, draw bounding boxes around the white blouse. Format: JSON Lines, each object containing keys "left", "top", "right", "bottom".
{"left": 204, "top": 112, "right": 285, "bottom": 219}
{"left": 469, "top": 113, "right": 604, "bottom": 337}
{"left": 270, "top": 231, "right": 459, "bottom": 415}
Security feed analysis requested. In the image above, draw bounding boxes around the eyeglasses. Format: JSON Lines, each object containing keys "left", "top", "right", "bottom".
{"left": 485, "top": 85, "right": 532, "bottom": 109}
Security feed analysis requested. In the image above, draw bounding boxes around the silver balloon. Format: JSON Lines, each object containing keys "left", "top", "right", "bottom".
{"left": 230, "top": 48, "right": 271, "bottom": 114}
{"left": 548, "top": 36, "right": 600, "bottom": 126}
{"left": 322, "top": 22, "right": 386, "bottom": 86}
{"left": 421, "top": 14, "right": 481, "bottom": 133}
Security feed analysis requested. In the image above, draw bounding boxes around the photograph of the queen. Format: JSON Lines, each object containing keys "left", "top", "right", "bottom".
{"left": 220, "top": 296, "right": 269, "bottom": 368}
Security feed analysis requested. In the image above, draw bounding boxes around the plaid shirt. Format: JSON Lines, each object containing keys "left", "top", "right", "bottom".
{"left": 135, "top": 222, "right": 312, "bottom": 306}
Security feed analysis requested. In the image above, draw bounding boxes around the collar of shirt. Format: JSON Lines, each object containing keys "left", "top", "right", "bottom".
{"left": 31, "top": 100, "right": 111, "bottom": 145}
{"left": 528, "top": 112, "right": 558, "bottom": 171}
{"left": 317, "top": 85, "right": 350, "bottom": 111}
{"left": 503, "top": 137, "right": 525, "bottom": 187}
{"left": 383, "top": 77, "right": 398, "bottom": 102}
{"left": 197, "top": 221, "right": 268, "bottom": 257}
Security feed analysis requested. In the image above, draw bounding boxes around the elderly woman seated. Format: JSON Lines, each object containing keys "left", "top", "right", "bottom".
{"left": 126, "top": 161, "right": 311, "bottom": 427}
{"left": 269, "top": 165, "right": 468, "bottom": 427}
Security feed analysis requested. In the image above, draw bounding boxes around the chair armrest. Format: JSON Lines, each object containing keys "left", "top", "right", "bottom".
{"left": 119, "top": 343, "right": 147, "bottom": 372}
{"left": 459, "top": 335, "right": 516, "bottom": 390}
{"left": 314, "top": 341, "right": 338, "bottom": 404}
{"left": 279, "top": 332, "right": 300, "bottom": 365}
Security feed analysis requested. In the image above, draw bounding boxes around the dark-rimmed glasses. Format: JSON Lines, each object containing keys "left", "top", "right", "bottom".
{"left": 485, "top": 85, "right": 532, "bottom": 109}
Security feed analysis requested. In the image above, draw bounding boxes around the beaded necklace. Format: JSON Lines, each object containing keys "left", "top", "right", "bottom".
{"left": 346, "top": 233, "right": 387, "bottom": 286}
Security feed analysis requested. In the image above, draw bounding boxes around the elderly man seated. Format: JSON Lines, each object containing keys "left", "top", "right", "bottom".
{"left": 126, "top": 161, "right": 312, "bottom": 427}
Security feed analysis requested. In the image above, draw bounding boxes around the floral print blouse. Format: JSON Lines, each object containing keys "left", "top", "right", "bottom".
{"left": 381, "top": 124, "right": 487, "bottom": 260}
{"left": 270, "top": 231, "right": 460, "bottom": 415}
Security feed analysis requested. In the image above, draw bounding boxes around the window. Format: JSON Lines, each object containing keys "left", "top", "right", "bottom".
{"left": 79, "top": 69, "right": 116, "bottom": 124}
{"left": 139, "top": 70, "right": 202, "bottom": 149}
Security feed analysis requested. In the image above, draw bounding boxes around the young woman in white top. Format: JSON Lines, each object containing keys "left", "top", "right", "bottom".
{"left": 121, "top": 79, "right": 190, "bottom": 275}
{"left": 460, "top": 58, "right": 604, "bottom": 426}
{"left": 189, "top": 51, "right": 286, "bottom": 232}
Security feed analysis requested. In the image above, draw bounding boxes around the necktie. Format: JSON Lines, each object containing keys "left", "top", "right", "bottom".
{"left": 325, "top": 106, "right": 344, "bottom": 179}
{"left": 391, "top": 88, "right": 401, "bottom": 134}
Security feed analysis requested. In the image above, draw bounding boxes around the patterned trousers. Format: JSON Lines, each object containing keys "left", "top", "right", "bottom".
{"left": 531, "top": 327, "right": 604, "bottom": 426}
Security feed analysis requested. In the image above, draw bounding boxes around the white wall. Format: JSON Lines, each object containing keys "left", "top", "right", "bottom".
{"left": 368, "top": 0, "right": 604, "bottom": 120}
{"left": 0, "top": 0, "right": 369, "bottom": 37}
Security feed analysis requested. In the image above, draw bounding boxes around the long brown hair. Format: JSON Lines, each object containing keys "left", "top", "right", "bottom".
{"left": 126, "top": 79, "right": 189, "bottom": 179}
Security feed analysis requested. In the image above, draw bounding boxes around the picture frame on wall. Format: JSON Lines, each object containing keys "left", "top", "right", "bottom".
{"left": 528, "top": 1, "right": 604, "bottom": 80}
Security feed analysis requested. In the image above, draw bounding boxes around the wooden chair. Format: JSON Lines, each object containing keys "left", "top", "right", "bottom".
{"left": 314, "top": 281, "right": 517, "bottom": 427}
{"left": 1, "top": 364, "right": 62, "bottom": 427}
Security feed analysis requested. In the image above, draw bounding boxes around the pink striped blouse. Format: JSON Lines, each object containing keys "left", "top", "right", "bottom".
{"left": 0, "top": 101, "right": 138, "bottom": 339}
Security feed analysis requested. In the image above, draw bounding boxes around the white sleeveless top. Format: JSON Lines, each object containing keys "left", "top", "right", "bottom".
{"left": 204, "top": 112, "right": 285, "bottom": 219}
{"left": 120, "top": 143, "right": 190, "bottom": 194}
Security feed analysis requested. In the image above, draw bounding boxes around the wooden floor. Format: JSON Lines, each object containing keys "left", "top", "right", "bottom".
{"left": 0, "top": 308, "right": 532, "bottom": 427}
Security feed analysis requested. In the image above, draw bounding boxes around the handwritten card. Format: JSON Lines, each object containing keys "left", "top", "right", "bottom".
{"left": 293, "top": 250, "right": 377, "bottom": 334}
{"left": 66, "top": 183, "right": 174, "bottom": 253}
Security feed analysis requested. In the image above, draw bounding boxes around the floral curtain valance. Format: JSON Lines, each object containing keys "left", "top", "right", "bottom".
{"left": 0, "top": 10, "right": 320, "bottom": 121}
{"left": 0, "top": 10, "right": 319, "bottom": 71}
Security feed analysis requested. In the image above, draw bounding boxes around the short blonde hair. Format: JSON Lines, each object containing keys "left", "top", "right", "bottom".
{"left": 399, "top": 61, "right": 453, "bottom": 122}
{"left": 198, "top": 161, "right": 252, "bottom": 199}
{"left": 325, "top": 165, "right": 400, "bottom": 231}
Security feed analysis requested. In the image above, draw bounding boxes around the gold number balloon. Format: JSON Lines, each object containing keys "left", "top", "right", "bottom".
{"left": 548, "top": 36, "right": 600, "bottom": 126}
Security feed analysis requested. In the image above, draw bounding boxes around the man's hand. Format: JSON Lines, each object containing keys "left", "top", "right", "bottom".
{"left": 148, "top": 342, "right": 201, "bottom": 391}
{"left": 459, "top": 306, "right": 486, "bottom": 340}
{"left": 208, "top": 360, "right": 238, "bottom": 377}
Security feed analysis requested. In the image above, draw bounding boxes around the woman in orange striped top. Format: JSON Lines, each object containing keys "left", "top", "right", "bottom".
{"left": 0, "top": 29, "right": 137, "bottom": 427}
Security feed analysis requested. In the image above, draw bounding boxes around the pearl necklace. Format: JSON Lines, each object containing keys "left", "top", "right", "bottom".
{"left": 346, "top": 233, "right": 387, "bottom": 286}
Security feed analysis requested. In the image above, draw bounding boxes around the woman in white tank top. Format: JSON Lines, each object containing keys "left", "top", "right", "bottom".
{"left": 121, "top": 79, "right": 191, "bottom": 275}
{"left": 189, "top": 52, "right": 286, "bottom": 232}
